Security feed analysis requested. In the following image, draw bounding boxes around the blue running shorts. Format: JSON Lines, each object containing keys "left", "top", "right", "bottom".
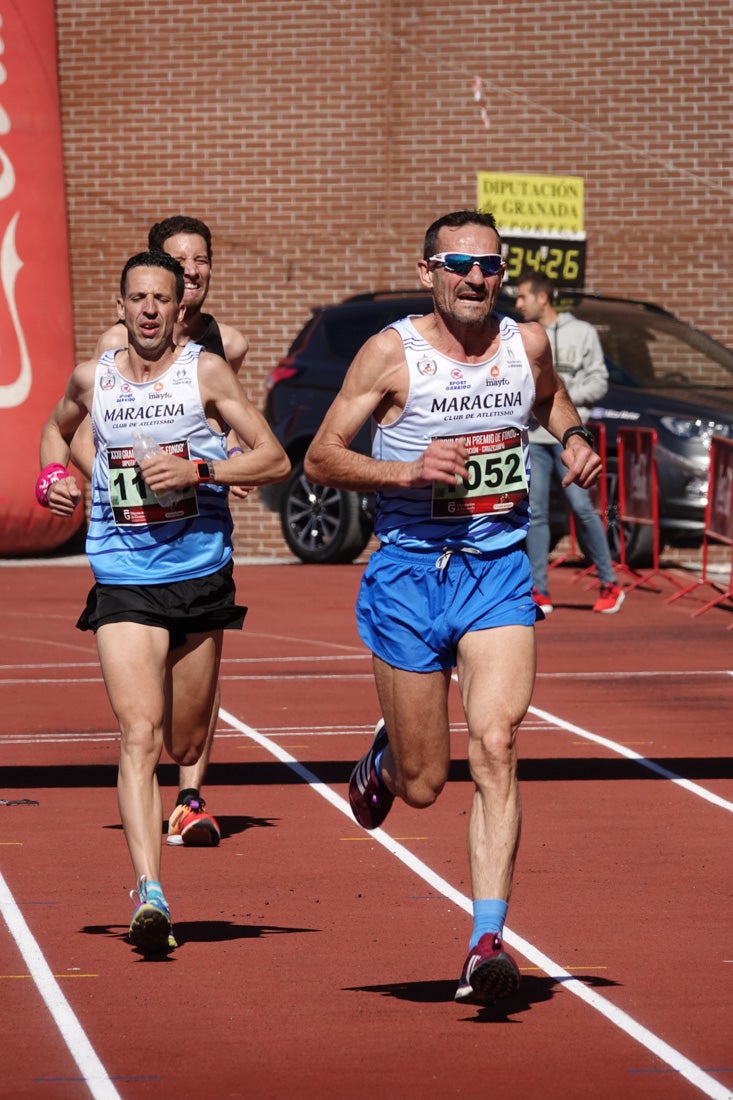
{"left": 356, "top": 542, "right": 539, "bottom": 672}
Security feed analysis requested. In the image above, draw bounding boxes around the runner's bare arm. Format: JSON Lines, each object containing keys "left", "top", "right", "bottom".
{"left": 220, "top": 323, "right": 249, "bottom": 376}
{"left": 70, "top": 328, "right": 126, "bottom": 478}
{"left": 39, "top": 362, "right": 95, "bottom": 514}
{"left": 305, "top": 329, "right": 469, "bottom": 490}
{"left": 136, "top": 353, "right": 290, "bottom": 498}
{"left": 219, "top": 323, "right": 253, "bottom": 498}
{"left": 92, "top": 323, "right": 127, "bottom": 361}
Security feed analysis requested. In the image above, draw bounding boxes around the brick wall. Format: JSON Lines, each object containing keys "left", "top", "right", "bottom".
{"left": 54, "top": 0, "right": 733, "bottom": 558}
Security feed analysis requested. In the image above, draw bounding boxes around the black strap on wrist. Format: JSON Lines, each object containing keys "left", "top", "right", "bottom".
{"left": 562, "top": 425, "right": 595, "bottom": 449}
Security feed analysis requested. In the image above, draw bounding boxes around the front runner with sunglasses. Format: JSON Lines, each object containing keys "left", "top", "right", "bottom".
{"left": 305, "top": 209, "right": 602, "bottom": 1008}
{"left": 427, "top": 250, "right": 505, "bottom": 277}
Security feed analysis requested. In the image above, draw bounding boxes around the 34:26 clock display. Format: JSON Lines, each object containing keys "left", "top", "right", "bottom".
{"left": 501, "top": 237, "right": 586, "bottom": 288}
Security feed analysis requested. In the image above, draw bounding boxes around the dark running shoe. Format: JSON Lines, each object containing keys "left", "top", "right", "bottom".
{"left": 348, "top": 719, "right": 394, "bottom": 829}
{"left": 454, "top": 933, "right": 520, "bottom": 1006}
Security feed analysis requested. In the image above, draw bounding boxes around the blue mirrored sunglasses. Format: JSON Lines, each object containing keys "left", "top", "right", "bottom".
{"left": 428, "top": 252, "right": 504, "bottom": 277}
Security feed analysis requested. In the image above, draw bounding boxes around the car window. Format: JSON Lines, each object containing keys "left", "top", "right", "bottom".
{"left": 321, "top": 300, "right": 432, "bottom": 361}
{"left": 566, "top": 299, "right": 733, "bottom": 389}
{"left": 287, "top": 313, "right": 320, "bottom": 355}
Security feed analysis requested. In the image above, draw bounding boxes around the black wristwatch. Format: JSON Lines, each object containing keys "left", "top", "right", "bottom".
{"left": 561, "top": 425, "right": 595, "bottom": 449}
{"left": 193, "top": 459, "right": 215, "bottom": 483}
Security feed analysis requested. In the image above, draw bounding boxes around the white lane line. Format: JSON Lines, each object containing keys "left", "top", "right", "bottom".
{"left": 220, "top": 706, "right": 733, "bottom": 1100}
{"left": 0, "top": 660, "right": 730, "bottom": 675}
{"left": 0, "top": 871, "right": 121, "bottom": 1100}
{"left": 1, "top": 668, "right": 731, "bottom": 688}
{"left": 528, "top": 704, "right": 733, "bottom": 813}
{"left": 0, "top": 726, "right": 379, "bottom": 745}
{"left": 0, "top": 678, "right": 106, "bottom": 686}
{"left": 0, "top": 654, "right": 372, "bottom": 670}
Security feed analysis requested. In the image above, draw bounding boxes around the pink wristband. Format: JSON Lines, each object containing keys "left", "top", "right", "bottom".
{"left": 35, "top": 463, "right": 70, "bottom": 507}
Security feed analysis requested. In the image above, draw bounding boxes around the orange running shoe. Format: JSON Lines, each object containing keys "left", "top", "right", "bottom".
{"left": 167, "top": 794, "right": 221, "bottom": 847}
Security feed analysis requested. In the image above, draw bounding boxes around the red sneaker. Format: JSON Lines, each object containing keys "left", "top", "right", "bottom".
{"left": 593, "top": 582, "right": 625, "bottom": 614}
{"left": 348, "top": 719, "right": 394, "bottom": 830}
{"left": 532, "top": 588, "right": 553, "bottom": 614}
{"left": 454, "top": 933, "right": 520, "bottom": 1005}
{"left": 167, "top": 795, "right": 220, "bottom": 847}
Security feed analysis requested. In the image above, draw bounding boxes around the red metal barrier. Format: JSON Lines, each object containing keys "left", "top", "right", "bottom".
{"left": 615, "top": 427, "right": 687, "bottom": 594}
{"left": 666, "top": 435, "right": 733, "bottom": 623}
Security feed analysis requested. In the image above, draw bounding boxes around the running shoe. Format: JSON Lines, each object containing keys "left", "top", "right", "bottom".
{"left": 454, "top": 933, "right": 521, "bottom": 1006}
{"left": 532, "top": 588, "right": 553, "bottom": 614}
{"left": 166, "top": 794, "right": 221, "bottom": 847}
{"left": 348, "top": 719, "right": 394, "bottom": 830}
{"left": 593, "top": 582, "right": 625, "bottom": 614}
{"left": 128, "top": 875, "right": 177, "bottom": 953}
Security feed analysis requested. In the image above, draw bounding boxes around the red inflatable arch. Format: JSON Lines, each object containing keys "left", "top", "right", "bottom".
{"left": 0, "top": 1, "right": 81, "bottom": 555}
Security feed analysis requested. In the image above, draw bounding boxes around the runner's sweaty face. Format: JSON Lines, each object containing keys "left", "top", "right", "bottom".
{"left": 117, "top": 266, "right": 183, "bottom": 359}
{"left": 426, "top": 225, "right": 505, "bottom": 329}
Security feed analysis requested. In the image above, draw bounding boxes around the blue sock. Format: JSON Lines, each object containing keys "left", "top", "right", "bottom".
{"left": 143, "top": 879, "right": 168, "bottom": 909}
{"left": 469, "top": 898, "right": 508, "bottom": 950}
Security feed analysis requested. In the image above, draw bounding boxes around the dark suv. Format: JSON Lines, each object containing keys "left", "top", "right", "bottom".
{"left": 260, "top": 289, "right": 733, "bottom": 565}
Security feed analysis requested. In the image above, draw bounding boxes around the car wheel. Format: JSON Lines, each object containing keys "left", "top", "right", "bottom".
{"left": 604, "top": 463, "right": 655, "bottom": 568}
{"left": 280, "top": 458, "right": 372, "bottom": 564}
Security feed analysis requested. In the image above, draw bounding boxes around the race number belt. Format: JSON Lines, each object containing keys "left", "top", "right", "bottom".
{"left": 431, "top": 426, "right": 528, "bottom": 518}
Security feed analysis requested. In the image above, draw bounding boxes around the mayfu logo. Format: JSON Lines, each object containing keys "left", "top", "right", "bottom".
{"left": 485, "top": 363, "right": 509, "bottom": 388}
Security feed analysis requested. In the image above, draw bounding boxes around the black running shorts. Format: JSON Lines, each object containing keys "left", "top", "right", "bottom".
{"left": 76, "top": 560, "right": 247, "bottom": 650}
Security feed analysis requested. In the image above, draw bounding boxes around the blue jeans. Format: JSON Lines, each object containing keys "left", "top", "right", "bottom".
{"left": 526, "top": 442, "right": 616, "bottom": 594}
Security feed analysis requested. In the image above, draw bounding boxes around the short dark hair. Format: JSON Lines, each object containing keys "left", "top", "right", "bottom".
{"left": 423, "top": 210, "right": 501, "bottom": 260}
{"left": 516, "top": 270, "right": 556, "bottom": 301}
{"left": 120, "top": 251, "right": 185, "bottom": 302}
{"left": 148, "top": 216, "right": 213, "bottom": 262}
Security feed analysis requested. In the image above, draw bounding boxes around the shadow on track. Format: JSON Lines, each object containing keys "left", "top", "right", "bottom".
{"left": 346, "top": 972, "right": 620, "bottom": 1022}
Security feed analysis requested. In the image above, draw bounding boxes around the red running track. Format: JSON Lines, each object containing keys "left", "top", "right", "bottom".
{"left": 0, "top": 558, "right": 731, "bottom": 1100}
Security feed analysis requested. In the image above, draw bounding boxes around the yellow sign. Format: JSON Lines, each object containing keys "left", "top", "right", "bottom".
{"left": 477, "top": 172, "right": 584, "bottom": 235}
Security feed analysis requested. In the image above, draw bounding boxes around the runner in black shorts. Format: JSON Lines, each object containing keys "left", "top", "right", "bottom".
{"left": 74, "top": 216, "right": 250, "bottom": 847}
{"left": 76, "top": 560, "right": 246, "bottom": 647}
{"left": 38, "top": 251, "right": 289, "bottom": 953}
